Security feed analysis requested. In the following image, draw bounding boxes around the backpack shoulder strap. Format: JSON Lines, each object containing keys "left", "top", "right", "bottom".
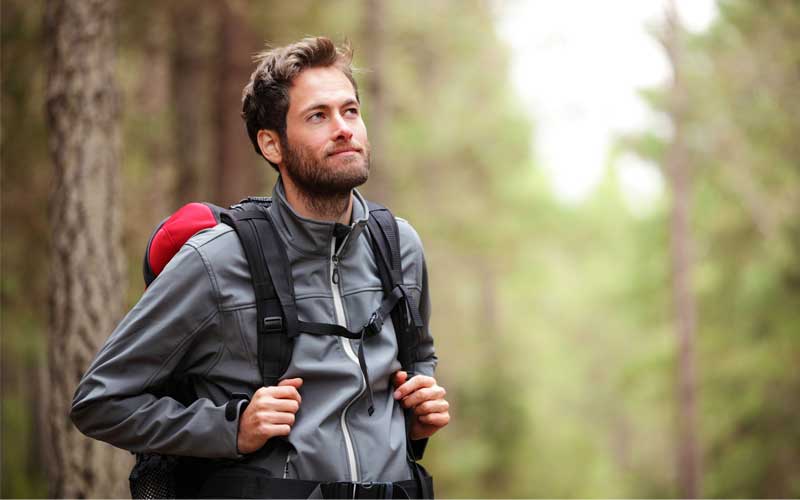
{"left": 221, "top": 201, "right": 298, "bottom": 387}
{"left": 366, "top": 201, "right": 432, "bottom": 474}
{"left": 365, "top": 201, "right": 424, "bottom": 374}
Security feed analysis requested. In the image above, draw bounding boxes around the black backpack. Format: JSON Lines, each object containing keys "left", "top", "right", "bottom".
{"left": 130, "top": 197, "right": 432, "bottom": 499}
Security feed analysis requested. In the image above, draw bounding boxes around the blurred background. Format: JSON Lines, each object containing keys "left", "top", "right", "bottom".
{"left": 2, "top": 0, "right": 799, "bottom": 497}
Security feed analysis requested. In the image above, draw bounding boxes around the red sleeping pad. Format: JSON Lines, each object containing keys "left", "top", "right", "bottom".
{"left": 143, "top": 202, "right": 224, "bottom": 287}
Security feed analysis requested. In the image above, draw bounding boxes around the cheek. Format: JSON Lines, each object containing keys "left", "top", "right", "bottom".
{"left": 288, "top": 129, "right": 325, "bottom": 152}
{"left": 355, "top": 120, "right": 369, "bottom": 143}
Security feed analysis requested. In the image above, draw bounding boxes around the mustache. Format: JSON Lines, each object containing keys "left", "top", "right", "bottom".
{"left": 326, "top": 142, "right": 364, "bottom": 156}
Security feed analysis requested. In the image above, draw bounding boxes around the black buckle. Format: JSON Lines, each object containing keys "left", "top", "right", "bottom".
{"left": 364, "top": 312, "right": 384, "bottom": 337}
{"left": 262, "top": 316, "right": 283, "bottom": 333}
{"left": 356, "top": 481, "right": 390, "bottom": 498}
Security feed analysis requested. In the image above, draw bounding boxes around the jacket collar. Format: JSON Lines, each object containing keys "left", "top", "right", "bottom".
{"left": 269, "top": 176, "right": 369, "bottom": 257}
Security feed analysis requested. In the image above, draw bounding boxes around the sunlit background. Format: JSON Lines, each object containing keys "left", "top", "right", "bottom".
{"left": 3, "top": 0, "right": 799, "bottom": 498}
{"left": 499, "top": 0, "right": 717, "bottom": 205}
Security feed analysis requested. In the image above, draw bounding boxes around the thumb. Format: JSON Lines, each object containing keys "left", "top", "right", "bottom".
{"left": 392, "top": 371, "right": 408, "bottom": 389}
{"left": 278, "top": 377, "right": 304, "bottom": 388}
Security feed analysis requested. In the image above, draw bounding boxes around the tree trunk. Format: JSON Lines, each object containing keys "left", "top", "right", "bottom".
{"left": 213, "top": 0, "right": 263, "bottom": 206}
{"left": 44, "top": 0, "right": 132, "bottom": 496}
{"left": 170, "top": 0, "right": 209, "bottom": 205}
{"left": 661, "top": 1, "right": 701, "bottom": 497}
{"left": 363, "top": 0, "right": 391, "bottom": 204}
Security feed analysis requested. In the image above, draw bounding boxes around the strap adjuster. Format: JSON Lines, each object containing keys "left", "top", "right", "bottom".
{"left": 364, "top": 311, "right": 384, "bottom": 337}
{"left": 262, "top": 316, "right": 283, "bottom": 333}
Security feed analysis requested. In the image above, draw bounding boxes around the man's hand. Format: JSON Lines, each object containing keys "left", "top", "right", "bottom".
{"left": 393, "top": 371, "right": 450, "bottom": 440}
{"left": 237, "top": 378, "right": 303, "bottom": 454}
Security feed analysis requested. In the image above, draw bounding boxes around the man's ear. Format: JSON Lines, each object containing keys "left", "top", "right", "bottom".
{"left": 257, "top": 130, "right": 282, "bottom": 165}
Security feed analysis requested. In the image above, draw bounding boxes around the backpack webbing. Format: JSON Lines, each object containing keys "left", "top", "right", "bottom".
{"left": 222, "top": 199, "right": 423, "bottom": 392}
{"left": 221, "top": 202, "right": 298, "bottom": 386}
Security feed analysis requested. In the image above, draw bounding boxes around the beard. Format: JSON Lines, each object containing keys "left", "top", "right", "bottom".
{"left": 281, "top": 136, "right": 370, "bottom": 218}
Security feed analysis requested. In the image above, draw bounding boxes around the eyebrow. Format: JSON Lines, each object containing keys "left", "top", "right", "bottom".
{"left": 299, "top": 98, "right": 359, "bottom": 116}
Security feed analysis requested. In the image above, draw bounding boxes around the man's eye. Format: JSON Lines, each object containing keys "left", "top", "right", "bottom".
{"left": 345, "top": 108, "right": 359, "bottom": 116}
{"left": 308, "top": 112, "right": 325, "bottom": 122}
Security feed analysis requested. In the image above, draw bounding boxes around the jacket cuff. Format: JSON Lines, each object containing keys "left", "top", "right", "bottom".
{"left": 410, "top": 438, "right": 428, "bottom": 460}
{"left": 226, "top": 394, "right": 250, "bottom": 457}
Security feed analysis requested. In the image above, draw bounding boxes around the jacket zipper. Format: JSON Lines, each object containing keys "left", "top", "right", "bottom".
{"left": 330, "top": 238, "right": 364, "bottom": 483}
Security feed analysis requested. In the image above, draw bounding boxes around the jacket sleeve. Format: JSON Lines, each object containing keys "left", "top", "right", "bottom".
{"left": 411, "top": 258, "right": 437, "bottom": 378}
{"left": 70, "top": 241, "right": 243, "bottom": 459}
{"left": 397, "top": 218, "right": 439, "bottom": 459}
{"left": 397, "top": 218, "right": 437, "bottom": 378}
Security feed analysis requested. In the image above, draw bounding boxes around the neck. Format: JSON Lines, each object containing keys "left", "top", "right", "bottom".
{"left": 281, "top": 175, "right": 353, "bottom": 224}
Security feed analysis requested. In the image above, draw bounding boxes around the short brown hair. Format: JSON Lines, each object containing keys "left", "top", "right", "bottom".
{"left": 241, "top": 37, "right": 358, "bottom": 169}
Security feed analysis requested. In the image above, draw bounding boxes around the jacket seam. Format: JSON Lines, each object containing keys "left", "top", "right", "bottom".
{"left": 232, "top": 308, "right": 255, "bottom": 368}
{"left": 188, "top": 225, "right": 235, "bottom": 249}
{"left": 203, "top": 341, "right": 227, "bottom": 378}
{"left": 220, "top": 303, "right": 257, "bottom": 312}
{"left": 140, "top": 307, "right": 219, "bottom": 391}
{"left": 188, "top": 244, "right": 223, "bottom": 309}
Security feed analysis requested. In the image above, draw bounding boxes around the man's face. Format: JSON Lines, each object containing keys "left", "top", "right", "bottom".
{"left": 280, "top": 66, "right": 370, "bottom": 196}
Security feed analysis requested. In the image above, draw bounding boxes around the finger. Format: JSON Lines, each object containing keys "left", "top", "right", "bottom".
{"left": 270, "top": 385, "right": 302, "bottom": 402}
{"left": 259, "top": 411, "right": 296, "bottom": 426}
{"left": 418, "top": 412, "right": 450, "bottom": 427}
{"left": 413, "top": 399, "right": 449, "bottom": 416}
{"left": 402, "top": 385, "right": 446, "bottom": 409}
{"left": 393, "top": 375, "right": 435, "bottom": 400}
{"left": 392, "top": 371, "right": 408, "bottom": 389}
{"left": 253, "top": 386, "right": 273, "bottom": 399}
{"left": 278, "top": 378, "right": 304, "bottom": 388}
{"left": 264, "top": 398, "right": 300, "bottom": 414}
{"left": 262, "top": 423, "right": 292, "bottom": 438}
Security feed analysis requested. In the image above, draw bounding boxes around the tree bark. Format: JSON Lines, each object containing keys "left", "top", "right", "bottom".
{"left": 661, "top": 1, "right": 701, "bottom": 497}
{"left": 170, "top": 0, "right": 209, "bottom": 205}
{"left": 212, "top": 0, "right": 263, "bottom": 206}
{"left": 363, "top": 0, "right": 391, "bottom": 204}
{"left": 44, "top": 0, "right": 132, "bottom": 496}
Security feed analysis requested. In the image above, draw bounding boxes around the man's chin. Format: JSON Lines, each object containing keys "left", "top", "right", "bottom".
{"left": 324, "top": 159, "right": 369, "bottom": 185}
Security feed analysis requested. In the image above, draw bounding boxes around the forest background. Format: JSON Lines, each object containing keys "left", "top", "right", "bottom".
{"left": 2, "top": 0, "right": 799, "bottom": 498}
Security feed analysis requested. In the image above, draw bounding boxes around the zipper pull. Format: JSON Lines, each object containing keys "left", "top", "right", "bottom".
{"left": 332, "top": 255, "right": 340, "bottom": 284}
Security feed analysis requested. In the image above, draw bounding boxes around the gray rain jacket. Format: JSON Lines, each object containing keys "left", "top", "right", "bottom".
{"left": 70, "top": 179, "right": 437, "bottom": 483}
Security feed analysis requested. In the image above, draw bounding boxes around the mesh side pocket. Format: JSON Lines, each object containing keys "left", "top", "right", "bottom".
{"left": 129, "top": 453, "right": 178, "bottom": 499}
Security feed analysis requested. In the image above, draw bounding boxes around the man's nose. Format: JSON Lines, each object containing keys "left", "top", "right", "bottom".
{"left": 331, "top": 113, "right": 354, "bottom": 142}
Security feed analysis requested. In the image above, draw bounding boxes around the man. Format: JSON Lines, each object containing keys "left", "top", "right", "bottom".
{"left": 71, "top": 37, "right": 448, "bottom": 498}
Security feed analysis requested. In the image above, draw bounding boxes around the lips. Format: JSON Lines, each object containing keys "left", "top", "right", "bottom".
{"left": 328, "top": 146, "right": 361, "bottom": 156}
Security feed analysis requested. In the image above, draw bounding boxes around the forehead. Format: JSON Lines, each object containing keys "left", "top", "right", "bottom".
{"left": 288, "top": 66, "right": 356, "bottom": 114}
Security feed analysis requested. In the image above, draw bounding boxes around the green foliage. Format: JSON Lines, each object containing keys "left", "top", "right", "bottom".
{"left": 624, "top": 0, "right": 800, "bottom": 496}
